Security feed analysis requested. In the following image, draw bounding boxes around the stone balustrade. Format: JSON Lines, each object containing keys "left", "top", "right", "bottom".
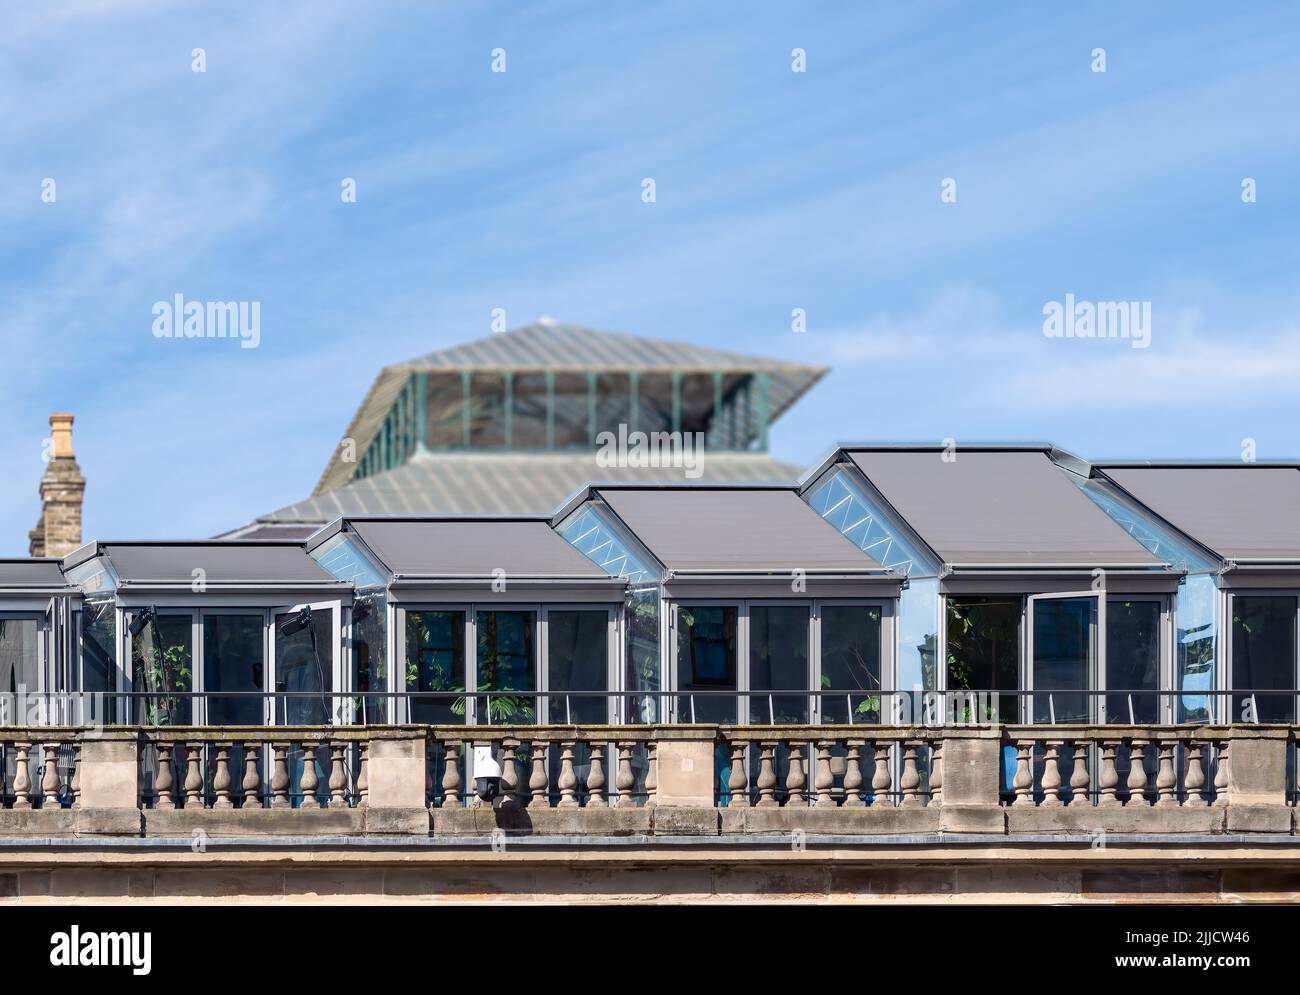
{"left": 138, "top": 730, "right": 368, "bottom": 811}
{"left": 0, "top": 722, "right": 1292, "bottom": 838}
{"left": 0, "top": 731, "right": 79, "bottom": 811}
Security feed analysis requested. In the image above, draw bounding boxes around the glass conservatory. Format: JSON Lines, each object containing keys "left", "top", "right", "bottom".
{"left": 802, "top": 446, "right": 1186, "bottom": 726}
{"left": 0, "top": 559, "right": 76, "bottom": 726}
{"left": 59, "top": 541, "right": 352, "bottom": 727}
{"left": 307, "top": 517, "right": 628, "bottom": 726}
{"left": 553, "top": 485, "right": 902, "bottom": 726}
{"left": 1096, "top": 463, "right": 1300, "bottom": 725}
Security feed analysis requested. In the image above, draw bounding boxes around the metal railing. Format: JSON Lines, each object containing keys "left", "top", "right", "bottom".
{"left": 1, "top": 687, "right": 1296, "bottom": 729}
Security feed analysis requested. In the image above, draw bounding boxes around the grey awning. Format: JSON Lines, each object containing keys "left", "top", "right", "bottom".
{"left": 349, "top": 519, "right": 619, "bottom": 581}
{"left": 101, "top": 543, "right": 339, "bottom": 587}
{"left": 597, "top": 487, "right": 891, "bottom": 576}
{"left": 0, "top": 559, "right": 67, "bottom": 590}
{"left": 1103, "top": 466, "right": 1300, "bottom": 562}
{"left": 848, "top": 450, "right": 1165, "bottom": 568}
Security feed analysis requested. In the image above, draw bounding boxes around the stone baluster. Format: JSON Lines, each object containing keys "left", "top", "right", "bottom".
{"left": 785, "top": 743, "right": 808, "bottom": 807}
{"left": 1070, "top": 740, "right": 1091, "bottom": 805}
{"left": 871, "top": 741, "right": 893, "bottom": 807}
{"left": 585, "top": 741, "right": 607, "bottom": 808}
{"left": 528, "top": 740, "right": 549, "bottom": 808}
{"left": 557, "top": 741, "right": 579, "bottom": 808}
{"left": 1040, "top": 740, "right": 1063, "bottom": 806}
{"left": 755, "top": 741, "right": 779, "bottom": 807}
{"left": 1011, "top": 739, "right": 1033, "bottom": 805}
{"left": 42, "top": 743, "right": 62, "bottom": 810}
{"left": 440, "top": 741, "right": 461, "bottom": 809}
{"left": 357, "top": 743, "right": 369, "bottom": 808}
{"left": 184, "top": 742, "right": 204, "bottom": 809}
{"left": 1126, "top": 739, "right": 1149, "bottom": 805}
{"left": 498, "top": 737, "right": 519, "bottom": 807}
{"left": 212, "top": 742, "right": 233, "bottom": 809}
{"left": 153, "top": 743, "right": 175, "bottom": 810}
{"left": 616, "top": 741, "right": 637, "bottom": 808}
{"left": 1097, "top": 741, "right": 1120, "bottom": 806}
{"left": 842, "top": 740, "right": 865, "bottom": 808}
{"left": 928, "top": 742, "right": 942, "bottom": 805}
{"left": 1185, "top": 741, "right": 1207, "bottom": 806}
{"left": 726, "top": 741, "right": 749, "bottom": 808}
{"left": 1154, "top": 738, "right": 1177, "bottom": 806}
{"left": 328, "top": 740, "right": 346, "bottom": 808}
{"left": 899, "top": 741, "right": 922, "bottom": 807}
{"left": 1213, "top": 740, "right": 1229, "bottom": 806}
{"left": 70, "top": 742, "right": 81, "bottom": 809}
{"left": 813, "top": 741, "right": 835, "bottom": 808}
{"left": 645, "top": 741, "right": 658, "bottom": 806}
{"left": 242, "top": 742, "right": 261, "bottom": 810}
{"left": 12, "top": 742, "right": 31, "bottom": 809}
{"left": 271, "top": 743, "right": 291, "bottom": 808}
{"left": 299, "top": 742, "right": 320, "bottom": 809}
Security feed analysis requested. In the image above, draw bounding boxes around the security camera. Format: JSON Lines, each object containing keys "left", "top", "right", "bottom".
{"left": 473, "top": 745, "right": 502, "bottom": 803}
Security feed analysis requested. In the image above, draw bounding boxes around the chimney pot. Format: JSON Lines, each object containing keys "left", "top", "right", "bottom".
{"left": 49, "top": 412, "right": 75, "bottom": 459}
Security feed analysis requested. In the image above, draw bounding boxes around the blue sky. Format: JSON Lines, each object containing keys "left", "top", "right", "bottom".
{"left": 2, "top": 0, "right": 1299, "bottom": 552}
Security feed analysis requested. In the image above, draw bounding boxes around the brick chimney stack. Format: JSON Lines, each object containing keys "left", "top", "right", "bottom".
{"left": 29, "top": 413, "right": 86, "bottom": 558}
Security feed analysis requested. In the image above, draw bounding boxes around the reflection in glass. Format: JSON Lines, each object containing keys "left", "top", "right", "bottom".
{"left": 1032, "top": 598, "right": 1094, "bottom": 723}
{"left": 947, "top": 597, "right": 1020, "bottom": 723}
{"left": 0, "top": 617, "right": 40, "bottom": 724}
{"left": 352, "top": 593, "right": 387, "bottom": 724}
{"left": 476, "top": 611, "right": 536, "bottom": 723}
{"left": 547, "top": 610, "right": 608, "bottom": 724}
{"left": 897, "top": 579, "right": 940, "bottom": 724}
{"left": 1232, "top": 596, "right": 1297, "bottom": 723}
{"left": 204, "top": 615, "right": 264, "bottom": 726}
{"left": 676, "top": 606, "right": 736, "bottom": 723}
{"left": 1106, "top": 601, "right": 1160, "bottom": 723}
{"left": 749, "top": 606, "right": 809, "bottom": 723}
{"left": 821, "top": 605, "right": 882, "bottom": 723}
{"left": 1177, "top": 575, "right": 1217, "bottom": 722}
{"left": 131, "top": 614, "right": 193, "bottom": 725}
{"left": 407, "top": 611, "right": 465, "bottom": 724}
{"left": 81, "top": 600, "right": 118, "bottom": 724}
{"left": 276, "top": 610, "right": 333, "bottom": 725}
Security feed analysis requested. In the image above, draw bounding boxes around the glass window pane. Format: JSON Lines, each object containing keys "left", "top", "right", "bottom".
{"left": 131, "top": 614, "right": 193, "bottom": 725}
{"left": 81, "top": 601, "right": 118, "bottom": 723}
{"left": 424, "top": 372, "right": 466, "bottom": 449}
{"left": 1032, "top": 597, "right": 1094, "bottom": 723}
{"left": 676, "top": 606, "right": 736, "bottom": 723}
{"left": 947, "top": 597, "right": 1020, "bottom": 723}
{"left": 553, "top": 372, "right": 590, "bottom": 448}
{"left": 749, "top": 605, "right": 809, "bottom": 723}
{"left": 1176, "top": 575, "right": 1217, "bottom": 723}
{"left": 476, "top": 610, "right": 536, "bottom": 723}
{"left": 594, "top": 373, "right": 632, "bottom": 435}
{"left": 637, "top": 373, "right": 675, "bottom": 434}
{"left": 275, "top": 609, "right": 333, "bottom": 725}
{"left": 820, "top": 605, "right": 882, "bottom": 723}
{"left": 204, "top": 615, "right": 264, "bottom": 726}
{"left": 406, "top": 610, "right": 465, "bottom": 724}
{"left": 1105, "top": 601, "right": 1160, "bottom": 724}
{"left": 1232, "top": 595, "right": 1297, "bottom": 723}
{"left": 511, "top": 373, "right": 549, "bottom": 448}
{"left": 353, "top": 594, "right": 387, "bottom": 723}
{"left": 0, "top": 613, "right": 39, "bottom": 697}
{"left": 468, "top": 372, "right": 507, "bottom": 448}
{"left": 547, "top": 610, "right": 608, "bottom": 723}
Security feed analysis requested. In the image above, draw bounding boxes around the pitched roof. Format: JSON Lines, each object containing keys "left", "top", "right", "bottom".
{"left": 846, "top": 448, "right": 1164, "bottom": 567}
{"left": 1100, "top": 465, "right": 1300, "bottom": 562}
{"left": 239, "top": 451, "right": 801, "bottom": 533}
{"left": 594, "top": 487, "right": 885, "bottom": 573}
{"left": 312, "top": 322, "right": 826, "bottom": 495}
{"left": 346, "top": 519, "right": 616, "bottom": 579}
